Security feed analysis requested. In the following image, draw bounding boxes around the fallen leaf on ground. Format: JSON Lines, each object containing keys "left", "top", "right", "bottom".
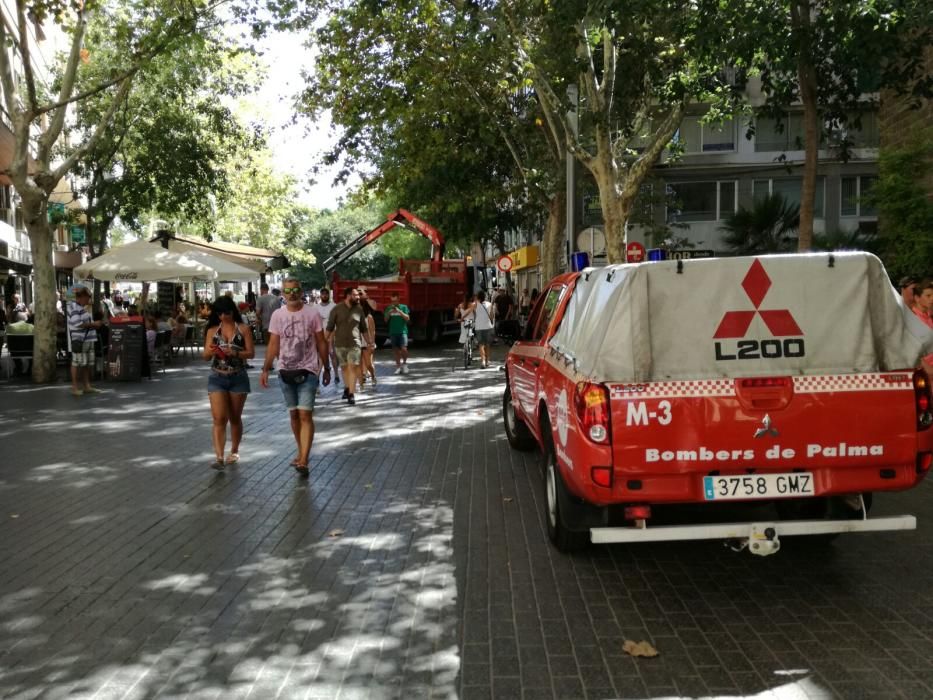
{"left": 503, "top": 497, "right": 513, "bottom": 503}
{"left": 10, "top": 514, "right": 19, "bottom": 519}
{"left": 364, "top": 484, "right": 373, "bottom": 489}
{"left": 327, "top": 529, "right": 345, "bottom": 538}
{"left": 622, "top": 640, "right": 659, "bottom": 658}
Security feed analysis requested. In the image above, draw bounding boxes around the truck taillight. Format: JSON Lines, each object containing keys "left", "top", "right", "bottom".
{"left": 574, "top": 381, "right": 610, "bottom": 443}
{"left": 914, "top": 370, "right": 933, "bottom": 430}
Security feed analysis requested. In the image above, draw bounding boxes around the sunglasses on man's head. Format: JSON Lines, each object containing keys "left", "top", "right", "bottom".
{"left": 283, "top": 287, "right": 301, "bottom": 294}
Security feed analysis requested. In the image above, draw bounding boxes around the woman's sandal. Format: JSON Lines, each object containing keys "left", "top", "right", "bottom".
{"left": 211, "top": 458, "right": 226, "bottom": 471}
{"left": 225, "top": 453, "right": 240, "bottom": 465}
{"left": 294, "top": 463, "right": 309, "bottom": 476}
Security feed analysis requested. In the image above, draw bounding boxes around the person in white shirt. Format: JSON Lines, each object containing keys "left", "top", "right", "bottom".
{"left": 473, "top": 289, "right": 494, "bottom": 368}
{"left": 314, "top": 287, "right": 340, "bottom": 385}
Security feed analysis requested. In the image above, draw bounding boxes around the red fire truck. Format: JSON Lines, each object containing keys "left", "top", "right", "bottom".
{"left": 323, "top": 209, "right": 474, "bottom": 342}
{"left": 502, "top": 252, "right": 933, "bottom": 554}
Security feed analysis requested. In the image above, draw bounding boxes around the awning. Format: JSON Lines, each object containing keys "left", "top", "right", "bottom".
{"left": 0, "top": 256, "right": 33, "bottom": 275}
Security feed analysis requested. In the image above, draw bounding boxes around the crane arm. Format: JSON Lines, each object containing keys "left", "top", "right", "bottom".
{"left": 322, "top": 209, "right": 445, "bottom": 274}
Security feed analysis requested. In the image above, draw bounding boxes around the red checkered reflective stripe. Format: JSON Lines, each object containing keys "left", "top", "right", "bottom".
{"left": 609, "top": 379, "right": 735, "bottom": 399}
{"left": 607, "top": 373, "right": 912, "bottom": 399}
{"left": 793, "top": 373, "right": 913, "bottom": 393}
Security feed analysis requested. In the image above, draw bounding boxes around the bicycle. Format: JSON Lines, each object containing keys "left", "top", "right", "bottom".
{"left": 461, "top": 319, "right": 475, "bottom": 369}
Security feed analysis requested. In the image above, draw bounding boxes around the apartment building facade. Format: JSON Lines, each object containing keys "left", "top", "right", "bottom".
{"left": 499, "top": 76, "right": 881, "bottom": 291}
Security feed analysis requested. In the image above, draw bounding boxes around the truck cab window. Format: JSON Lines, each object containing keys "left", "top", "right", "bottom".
{"left": 531, "top": 286, "right": 565, "bottom": 341}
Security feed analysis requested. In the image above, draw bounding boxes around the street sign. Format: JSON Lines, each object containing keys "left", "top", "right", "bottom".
{"left": 668, "top": 249, "right": 715, "bottom": 260}
{"left": 497, "top": 255, "right": 514, "bottom": 273}
{"left": 626, "top": 241, "right": 646, "bottom": 263}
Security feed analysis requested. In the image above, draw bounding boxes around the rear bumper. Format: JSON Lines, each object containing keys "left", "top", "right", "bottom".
{"left": 578, "top": 463, "right": 927, "bottom": 506}
{"left": 590, "top": 515, "right": 916, "bottom": 547}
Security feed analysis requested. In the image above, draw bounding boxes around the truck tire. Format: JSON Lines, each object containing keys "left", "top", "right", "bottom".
{"left": 542, "top": 445, "right": 590, "bottom": 552}
{"left": 503, "top": 384, "right": 536, "bottom": 451}
{"left": 777, "top": 493, "right": 873, "bottom": 545}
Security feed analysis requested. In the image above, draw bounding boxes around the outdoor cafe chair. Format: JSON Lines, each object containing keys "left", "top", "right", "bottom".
{"left": 151, "top": 330, "right": 172, "bottom": 373}
{"left": 3, "top": 334, "right": 34, "bottom": 379}
{"left": 181, "top": 324, "right": 201, "bottom": 358}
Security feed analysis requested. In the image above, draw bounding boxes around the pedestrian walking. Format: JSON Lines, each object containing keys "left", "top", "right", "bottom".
{"left": 255, "top": 283, "right": 278, "bottom": 344}
{"left": 315, "top": 287, "right": 340, "bottom": 386}
{"left": 359, "top": 290, "right": 377, "bottom": 387}
{"left": 67, "top": 287, "right": 104, "bottom": 395}
{"left": 261, "top": 278, "right": 331, "bottom": 474}
{"left": 473, "top": 289, "right": 494, "bottom": 368}
{"left": 326, "top": 287, "right": 368, "bottom": 405}
{"left": 456, "top": 292, "right": 475, "bottom": 343}
{"left": 383, "top": 291, "right": 411, "bottom": 374}
{"left": 202, "top": 295, "right": 255, "bottom": 470}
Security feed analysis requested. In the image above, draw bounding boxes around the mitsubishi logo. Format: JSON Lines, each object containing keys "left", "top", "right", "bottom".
{"left": 754, "top": 414, "right": 780, "bottom": 439}
{"left": 714, "top": 260, "right": 803, "bottom": 338}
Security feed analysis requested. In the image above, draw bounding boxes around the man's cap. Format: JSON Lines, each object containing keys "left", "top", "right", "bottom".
{"left": 72, "top": 285, "right": 91, "bottom": 297}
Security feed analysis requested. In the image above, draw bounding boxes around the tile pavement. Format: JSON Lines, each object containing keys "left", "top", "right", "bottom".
{"left": 2, "top": 343, "right": 933, "bottom": 699}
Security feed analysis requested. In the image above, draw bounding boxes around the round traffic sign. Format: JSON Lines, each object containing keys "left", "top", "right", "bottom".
{"left": 497, "top": 255, "right": 514, "bottom": 273}
{"left": 626, "top": 241, "right": 646, "bottom": 263}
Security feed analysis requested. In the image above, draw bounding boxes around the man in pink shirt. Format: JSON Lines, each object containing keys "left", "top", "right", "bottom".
{"left": 260, "top": 277, "right": 332, "bottom": 475}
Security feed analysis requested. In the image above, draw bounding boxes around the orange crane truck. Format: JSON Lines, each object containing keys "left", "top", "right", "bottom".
{"left": 323, "top": 209, "right": 476, "bottom": 343}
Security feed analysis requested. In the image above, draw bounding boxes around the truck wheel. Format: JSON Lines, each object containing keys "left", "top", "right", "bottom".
{"left": 777, "top": 494, "right": 872, "bottom": 545}
{"left": 542, "top": 446, "right": 589, "bottom": 552}
{"left": 503, "top": 385, "right": 535, "bottom": 451}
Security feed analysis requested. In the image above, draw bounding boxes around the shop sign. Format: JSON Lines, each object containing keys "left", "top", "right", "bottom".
{"left": 511, "top": 245, "right": 539, "bottom": 271}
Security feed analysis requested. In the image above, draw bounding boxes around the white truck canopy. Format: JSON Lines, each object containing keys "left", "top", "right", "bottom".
{"left": 549, "top": 252, "right": 933, "bottom": 383}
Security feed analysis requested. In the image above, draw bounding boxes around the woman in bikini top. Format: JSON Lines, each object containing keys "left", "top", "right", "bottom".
{"left": 210, "top": 325, "right": 248, "bottom": 374}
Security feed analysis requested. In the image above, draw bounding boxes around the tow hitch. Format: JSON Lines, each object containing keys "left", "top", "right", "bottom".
{"left": 726, "top": 525, "right": 781, "bottom": 556}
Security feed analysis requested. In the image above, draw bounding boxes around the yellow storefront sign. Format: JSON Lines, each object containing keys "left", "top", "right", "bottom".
{"left": 510, "top": 245, "right": 539, "bottom": 271}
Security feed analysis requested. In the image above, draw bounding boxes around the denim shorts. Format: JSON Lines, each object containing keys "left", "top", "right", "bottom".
{"left": 390, "top": 333, "right": 408, "bottom": 348}
{"left": 279, "top": 371, "right": 319, "bottom": 411}
{"left": 207, "top": 370, "right": 251, "bottom": 394}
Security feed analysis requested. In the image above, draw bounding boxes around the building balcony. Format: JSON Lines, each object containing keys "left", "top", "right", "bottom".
{"left": 53, "top": 248, "right": 85, "bottom": 269}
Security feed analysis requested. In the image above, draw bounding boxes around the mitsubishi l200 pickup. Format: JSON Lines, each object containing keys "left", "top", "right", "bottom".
{"left": 502, "top": 253, "right": 933, "bottom": 554}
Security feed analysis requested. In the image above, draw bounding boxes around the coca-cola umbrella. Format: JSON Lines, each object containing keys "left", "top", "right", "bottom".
{"left": 74, "top": 239, "right": 219, "bottom": 282}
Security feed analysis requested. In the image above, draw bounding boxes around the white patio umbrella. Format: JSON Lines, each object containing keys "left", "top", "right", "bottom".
{"left": 74, "top": 240, "right": 218, "bottom": 282}
{"left": 175, "top": 247, "right": 259, "bottom": 282}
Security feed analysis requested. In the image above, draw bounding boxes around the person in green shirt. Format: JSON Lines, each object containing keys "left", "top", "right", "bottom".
{"left": 383, "top": 291, "right": 411, "bottom": 374}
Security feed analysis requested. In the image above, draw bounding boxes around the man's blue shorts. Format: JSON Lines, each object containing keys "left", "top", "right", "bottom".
{"left": 278, "top": 371, "right": 319, "bottom": 412}
{"left": 390, "top": 333, "right": 408, "bottom": 348}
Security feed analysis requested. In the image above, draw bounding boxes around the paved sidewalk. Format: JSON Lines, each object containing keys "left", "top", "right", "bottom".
{"left": 2, "top": 343, "right": 933, "bottom": 699}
